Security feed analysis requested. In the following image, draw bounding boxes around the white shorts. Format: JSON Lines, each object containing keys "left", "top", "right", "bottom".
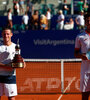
{"left": 58, "top": 23, "right": 64, "bottom": 30}
{"left": 80, "top": 73, "right": 90, "bottom": 92}
{"left": 0, "top": 83, "right": 17, "bottom": 97}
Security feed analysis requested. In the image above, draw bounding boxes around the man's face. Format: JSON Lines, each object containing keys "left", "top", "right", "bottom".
{"left": 2, "top": 29, "right": 13, "bottom": 44}
{"left": 85, "top": 17, "right": 90, "bottom": 29}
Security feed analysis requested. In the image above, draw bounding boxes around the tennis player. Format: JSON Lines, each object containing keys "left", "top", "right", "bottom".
{"left": 74, "top": 11, "right": 90, "bottom": 100}
{"left": 0, "top": 27, "right": 25, "bottom": 100}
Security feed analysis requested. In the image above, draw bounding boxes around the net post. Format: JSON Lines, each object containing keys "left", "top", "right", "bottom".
{"left": 61, "top": 59, "right": 64, "bottom": 93}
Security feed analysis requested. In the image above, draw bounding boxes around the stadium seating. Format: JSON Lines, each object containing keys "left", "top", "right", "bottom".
{"left": 39, "top": 4, "right": 47, "bottom": 15}
{"left": 0, "top": 14, "right": 78, "bottom": 31}
{"left": 19, "top": 24, "right": 26, "bottom": 30}
{"left": 12, "top": 24, "right": 20, "bottom": 31}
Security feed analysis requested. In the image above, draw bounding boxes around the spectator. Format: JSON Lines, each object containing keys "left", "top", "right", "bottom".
{"left": 7, "top": 8, "right": 13, "bottom": 29}
{"left": 40, "top": 14, "right": 48, "bottom": 30}
{"left": 58, "top": 0, "right": 63, "bottom": 10}
{"left": 46, "top": 8, "right": 51, "bottom": 29}
{"left": 64, "top": 18, "right": 74, "bottom": 30}
{"left": 75, "top": 10, "right": 85, "bottom": 30}
{"left": 13, "top": 0, "right": 18, "bottom": 15}
{"left": 57, "top": 10, "right": 65, "bottom": 30}
{"left": 30, "top": 10, "right": 39, "bottom": 30}
{"left": 22, "top": 11, "right": 29, "bottom": 30}
{"left": 63, "top": 0, "right": 69, "bottom": 15}
{"left": 27, "top": 0, "right": 34, "bottom": 16}
{"left": 77, "top": 0, "right": 84, "bottom": 14}
{"left": 83, "top": 2, "right": 89, "bottom": 14}
{"left": 16, "top": 1, "right": 20, "bottom": 15}
{"left": 19, "top": 0, "right": 25, "bottom": 15}
{"left": 13, "top": 0, "right": 20, "bottom": 15}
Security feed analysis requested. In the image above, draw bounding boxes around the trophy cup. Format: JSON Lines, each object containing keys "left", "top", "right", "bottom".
{"left": 12, "top": 39, "right": 24, "bottom": 68}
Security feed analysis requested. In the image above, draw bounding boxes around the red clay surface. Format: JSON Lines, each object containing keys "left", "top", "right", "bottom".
{"left": 16, "top": 62, "right": 81, "bottom": 94}
{"left": 1, "top": 94, "right": 82, "bottom": 100}
{"left": 1, "top": 62, "right": 87, "bottom": 100}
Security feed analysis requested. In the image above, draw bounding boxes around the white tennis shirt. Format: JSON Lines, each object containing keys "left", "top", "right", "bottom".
{"left": 76, "top": 15, "right": 85, "bottom": 26}
{"left": 46, "top": 11, "right": 51, "bottom": 20}
{"left": 75, "top": 31, "right": 90, "bottom": 74}
{"left": 0, "top": 43, "right": 16, "bottom": 76}
{"left": 57, "top": 14, "right": 65, "bottom": 25}
{"left": 8, "top": 12, "right": 12, "bottom": 20}
{"left": 22, "top": 15, "right": 29, "bottom": 25}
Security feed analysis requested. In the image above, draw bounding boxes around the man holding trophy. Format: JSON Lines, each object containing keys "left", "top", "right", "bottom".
{"left": 0, "top": 27, "right": 25, "bottom": 100}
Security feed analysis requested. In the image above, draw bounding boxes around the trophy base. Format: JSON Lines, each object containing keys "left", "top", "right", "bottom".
{"left": 12, "top": 62, "right": 24, "bottom": 68}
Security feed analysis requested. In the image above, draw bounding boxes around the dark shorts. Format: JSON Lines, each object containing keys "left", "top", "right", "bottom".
{"left": 0, "top": 75, "right": 16, "bottom": 84}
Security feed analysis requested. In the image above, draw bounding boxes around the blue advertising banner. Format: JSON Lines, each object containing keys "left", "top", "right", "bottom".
{"left": 8, "top": 30, "right": 80, "bottom": 59}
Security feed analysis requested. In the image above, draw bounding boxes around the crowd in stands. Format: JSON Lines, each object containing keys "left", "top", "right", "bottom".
{"left": 3, "top": 0, "right": 90, "bottom": 31}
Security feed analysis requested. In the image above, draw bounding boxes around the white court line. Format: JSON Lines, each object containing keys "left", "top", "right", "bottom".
{"left": 57, "top": 77, "right": 76, "bottom": 100}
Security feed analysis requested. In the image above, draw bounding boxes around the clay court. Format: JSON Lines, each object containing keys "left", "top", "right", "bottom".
{"left": 2, "top": 94, "right": 82, "bottom": 100}
{"left": 1, "top": 61, "right": 89, "bottom": 100}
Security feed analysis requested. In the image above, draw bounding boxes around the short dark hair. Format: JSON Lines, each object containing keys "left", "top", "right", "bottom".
{"left": 8, "top": 8, "right": 11, "bottom": 13}
{"left": 34, "top": 10, "right": 38, "bottom": 14}
{"left": 2, "top": 26, "right": 12, "bottom": 33}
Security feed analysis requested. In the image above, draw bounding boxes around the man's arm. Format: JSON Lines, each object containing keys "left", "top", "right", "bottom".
{"left": 74, "top": 48, "right": 88, "bottom": 60}
{"left": 75, "top": 17, "right": 79, "bottom": 25}
{"left": 57, "top": 18, "right": 64, "bottom": 23}
{"left": 0, "top": 63, "right": 13, "bottom": 70}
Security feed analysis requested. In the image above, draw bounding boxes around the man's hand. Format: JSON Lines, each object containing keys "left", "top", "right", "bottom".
{"left": 81, "top": 53, "right": 88, "bottom": 60}
{"left": 6, "top": 62, "right": 12, "bottom": 67}
{"left": 22, "top": 58, "right": 26, "bottom": 68}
